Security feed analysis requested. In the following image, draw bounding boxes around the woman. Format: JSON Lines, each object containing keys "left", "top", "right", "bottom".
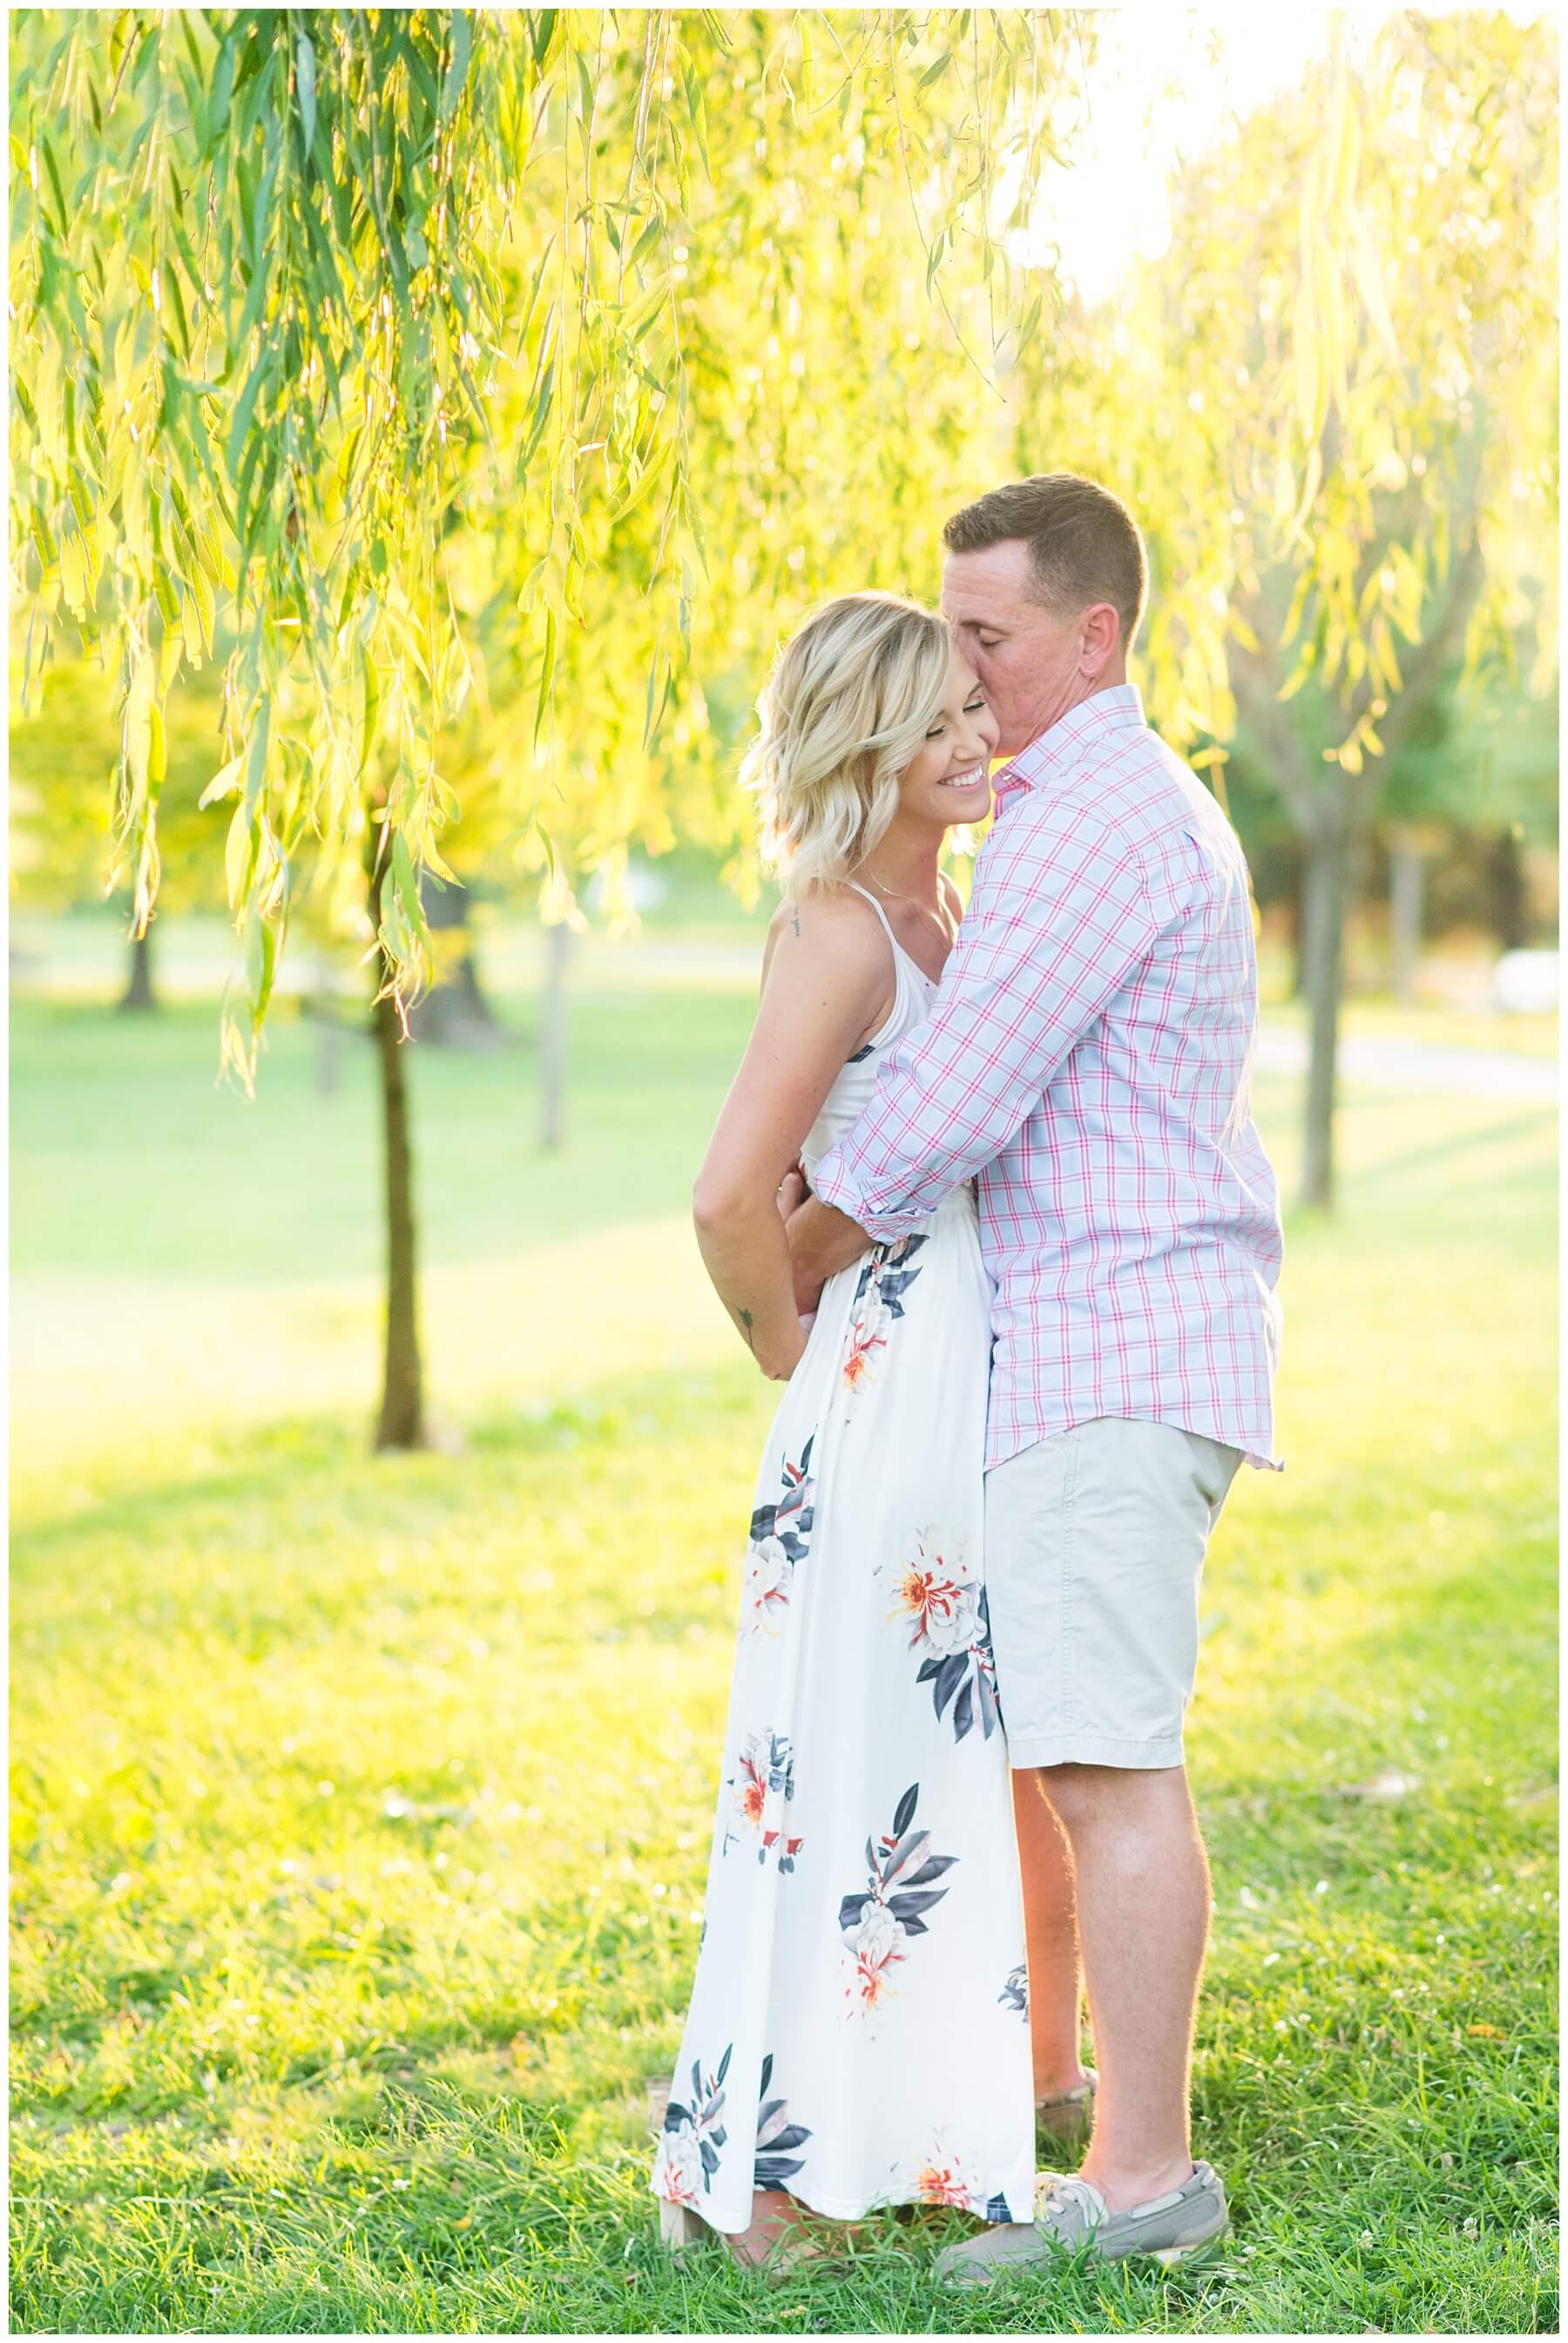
{"left": 649, "top": 594, "right": 1040, "bottom": 2270}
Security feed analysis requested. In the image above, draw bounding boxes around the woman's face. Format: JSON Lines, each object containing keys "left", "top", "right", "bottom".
{"left": 896, "top": 643, "right": 998, "bottom": 828}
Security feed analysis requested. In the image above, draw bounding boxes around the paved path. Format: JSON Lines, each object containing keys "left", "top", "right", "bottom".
{"left": 1254, "top": 1026, "right": 1556, "bottom": 1101}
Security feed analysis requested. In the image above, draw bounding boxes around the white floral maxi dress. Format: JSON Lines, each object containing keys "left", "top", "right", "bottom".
{"left": 651, "top": 888, "right": 1035, "bottom": 2235}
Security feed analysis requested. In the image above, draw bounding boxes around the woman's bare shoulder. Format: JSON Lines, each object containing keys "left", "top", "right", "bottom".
{"left": 762, "top": 886, "right": 889, "bottom": 987}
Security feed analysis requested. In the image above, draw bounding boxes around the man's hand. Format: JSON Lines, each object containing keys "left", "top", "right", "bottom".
{"left": 775, "top": 1164, "right": 809, "bottom": 1223}
{"left": 784, "top": 1192, "right": 872, "bottom": 1317}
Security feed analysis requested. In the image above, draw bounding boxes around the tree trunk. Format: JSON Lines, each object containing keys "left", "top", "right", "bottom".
{"left": 117, "top": 927, "right": 158, "bottom": 1014}
{"left": 1300, "top": 817, "right": 1351, "bottom": 1210}
{"left": 1288, "top": 847, "right": 1309, "bottom": 1000}
{"left": 540, "top": 920, "right": 570, "bottom": 1150}
{"left": 1389, "top": 833, "right": 1425, "bottom": 1004}
{"left": 373, "top": 962, "right": 428, "bottom": 1451}
{"left": 1484, "top": 826, "right": 1530, "bottom": 952}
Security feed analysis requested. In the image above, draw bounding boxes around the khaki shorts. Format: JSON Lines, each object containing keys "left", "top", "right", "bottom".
{"left": 983, "top": 1416, "right": 1241, "bottom": 1771}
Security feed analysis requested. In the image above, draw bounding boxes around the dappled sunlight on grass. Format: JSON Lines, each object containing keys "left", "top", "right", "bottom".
{"left": 11, "top": 1215, "right": 733, "bottom": 1532}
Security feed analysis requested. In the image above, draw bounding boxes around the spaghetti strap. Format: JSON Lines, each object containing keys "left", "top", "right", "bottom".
{"left": 844, "top": 880, "right": 938, "bottom": 995}
{"left": 843, "top": 879, "right": 901, "bottom": 953}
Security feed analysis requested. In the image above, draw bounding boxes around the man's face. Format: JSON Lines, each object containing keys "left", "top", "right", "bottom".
{"left": 941, "top": 539, "right": 1118, "bottom": 761}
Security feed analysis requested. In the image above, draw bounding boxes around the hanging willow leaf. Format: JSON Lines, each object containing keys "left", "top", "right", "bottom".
{"left": 295, "top": 32, "right": 317, "bottom": 155}
{"left": 441, "top": 11, "right": 472, "bottom": 122}
{"left": 198, "top": 753, "right": 246, "bottom": 810}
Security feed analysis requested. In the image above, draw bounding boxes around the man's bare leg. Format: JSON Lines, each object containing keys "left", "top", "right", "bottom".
{"left": 1036, "top": 1762, "right": 1210, "bottom": 2211}
{"left": 1011, "top": 1769, "right": 1089, "bottom": 2099}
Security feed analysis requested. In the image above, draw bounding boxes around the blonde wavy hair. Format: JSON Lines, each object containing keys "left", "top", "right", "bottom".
{"left": 740, "top": 592, "right": 952, "bottom": 897}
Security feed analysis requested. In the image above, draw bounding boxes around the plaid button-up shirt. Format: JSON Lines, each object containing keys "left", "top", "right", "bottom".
{"left": 811, "top": 683, "right": 1284, "bottom": 1473}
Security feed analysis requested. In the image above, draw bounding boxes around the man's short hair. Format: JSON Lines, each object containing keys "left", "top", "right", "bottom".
{"left": 942, "top": 472, "right": 1148, "bottom": 649}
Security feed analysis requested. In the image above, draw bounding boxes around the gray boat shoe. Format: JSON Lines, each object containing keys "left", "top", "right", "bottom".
{"left": 936, "top": 2161, "right": 1228, "bottom": 2286}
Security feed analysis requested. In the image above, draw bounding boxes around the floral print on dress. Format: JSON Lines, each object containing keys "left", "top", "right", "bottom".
{"left": 723, "top": 1729, "right": 804, "bottom": 1872}
{"left": 909, "top": 2147, "right": 1015, "bottom": 2221}
{"left": 856, "top": 1232, "right": 929, "bottom": 1316}
{"left": 841, "top": 1234, "right": 929, "bottom": 1398}
{"left": 654, "top": 2042, "right": 732, "bottom": 2204}
{"left": 882, "top": 1529, "right": 1003, "bottom": 1743}
{"left": 998, "top": 1961, "right": 1029, "bottom": 2017}
{"left": 744, "top": 1436, "right": 816, "bottom": 1635}
{"left": 754, "top": 2051, "right": 814, "bottom": 2190}
{"left": 841, "top": 1286, "right": 890, "bottom": 1396}
{"left": 916, "top": 2147, "right": 977, "bottom": 2209}
{"left": 838, "top": 1782, "right": 958, "bottom": 2013}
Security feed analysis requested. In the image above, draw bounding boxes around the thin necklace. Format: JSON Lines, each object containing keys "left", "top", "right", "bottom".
{"left": 862, "top": 869, "right": 958, "bottom": 946}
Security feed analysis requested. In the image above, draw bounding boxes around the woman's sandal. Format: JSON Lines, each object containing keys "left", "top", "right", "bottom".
{"left": 657, "top": 2192, "right": 838, "bottom": 2276}
{"left": 726, "top": 2219, "right": 837, "bottom": 2277}
{"left": 1036, "top": 2063, "right": 1098, "bottom": 2145}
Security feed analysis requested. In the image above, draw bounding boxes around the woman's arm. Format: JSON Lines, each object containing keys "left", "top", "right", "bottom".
{"left": 780, "top": 869, "right": 970, "bottom": 1312}
{"left": 693, "top": 896, "right": 890, "bottom": 1379}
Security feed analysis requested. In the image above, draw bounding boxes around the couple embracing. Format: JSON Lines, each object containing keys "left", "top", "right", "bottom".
{"left": 649, "top": 471, "right": 1284, "bottom": 2285}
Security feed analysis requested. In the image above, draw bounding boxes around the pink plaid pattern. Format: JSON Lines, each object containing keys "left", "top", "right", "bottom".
{"left": 811, "top": 685, "right": 1284, "bottom": 1473}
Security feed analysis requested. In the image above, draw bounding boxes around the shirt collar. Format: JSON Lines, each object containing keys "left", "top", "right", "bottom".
{"left": 991, "top": 683, "right": 1146, "bottom": 809}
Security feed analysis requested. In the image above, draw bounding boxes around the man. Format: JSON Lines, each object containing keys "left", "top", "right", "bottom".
{"left": 787, "top": 472, "right": 1284, "bottom": 2279}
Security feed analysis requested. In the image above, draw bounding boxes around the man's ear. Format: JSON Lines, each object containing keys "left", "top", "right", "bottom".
{"left": 1078, "top": 601, "right": 1121, "bottom": 681}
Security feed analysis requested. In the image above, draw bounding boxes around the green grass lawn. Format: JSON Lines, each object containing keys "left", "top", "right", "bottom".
{"left": 10, "top": 977, "right": 1558, "bottom": 2334}
{"left": 1260, "top": 995, "right": 1559, "bottom": 1061}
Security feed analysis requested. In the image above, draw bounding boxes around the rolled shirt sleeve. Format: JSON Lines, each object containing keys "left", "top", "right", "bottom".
{"left": 810, "top": 798, "right": 1161, "bottom": 1241}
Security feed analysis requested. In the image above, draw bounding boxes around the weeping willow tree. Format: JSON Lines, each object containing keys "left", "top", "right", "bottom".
{"left": 445, "top": 10, "right": 1071, "bottom": 913}
{"left": 9, "top": 6, "right": 1092, "bottom": 1444}
{"left": 1007, "top": 10, "right": 1557, "bottom": 1206}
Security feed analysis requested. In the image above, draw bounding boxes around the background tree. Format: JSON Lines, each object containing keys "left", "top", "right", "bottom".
{"left": 1004, "top": 11, "right": 1556, "bottom": 1205}
{"left": 1190, "top": 620, "right": 1558, "bottom": 1006}
{"left": 10, "top": 648, "right": 231, "bottom": 1009}
{"left": 1375, "top": 660, "right": 1558, "bottom": 985}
